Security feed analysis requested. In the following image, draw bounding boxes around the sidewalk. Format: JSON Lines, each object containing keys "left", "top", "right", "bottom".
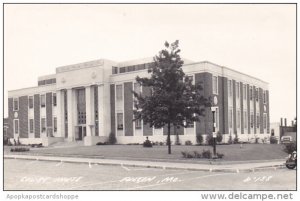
{"left": 4, "top": 154, "right": 286, "bottom": 173}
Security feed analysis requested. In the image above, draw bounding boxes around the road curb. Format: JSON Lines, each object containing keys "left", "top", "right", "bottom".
{"left": 4, "top": 154, "right": 286, "bottom": 173}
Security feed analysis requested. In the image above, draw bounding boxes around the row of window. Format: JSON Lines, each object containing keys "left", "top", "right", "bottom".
{"left": 228, "top": 109, "right": 267, "bottom": 131}
{"left": 112, "top": 62, "right": 156, "bottom": 74}
{"left": 13, "top": 93, "right": 57, "bottom": 111}
{"left": 213, "top": 76, "right": 267, "bottom": 104}
{"left": 13, "top": 117, "right": 58, "bottom": 135}
{"left": 38, "top": 78, "right": 56, "bottom": 86}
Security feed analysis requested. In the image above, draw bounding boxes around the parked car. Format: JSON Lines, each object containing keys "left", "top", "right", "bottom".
{"left": 281, "top": 136, "right": 293, "bottom": 144}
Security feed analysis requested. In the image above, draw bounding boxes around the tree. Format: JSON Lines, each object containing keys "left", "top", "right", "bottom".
{"left": 133, "top": 40, "right": 211, "bottom": 154}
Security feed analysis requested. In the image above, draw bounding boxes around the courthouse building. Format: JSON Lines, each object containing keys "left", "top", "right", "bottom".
{"left": 7, "top": 57, "right": 270, "bottom": 146}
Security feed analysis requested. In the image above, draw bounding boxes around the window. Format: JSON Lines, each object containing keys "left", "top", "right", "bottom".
{"left": 212, "top": 76, "right": 218, "bottom": 94}
{"left": 256, "top": 114, "right": 260, "bottom": 128}
{"left": 41, "top": 118, "right": 46, "bottom": 133}
{"left": 256, "top": 88, "right": 259, "bottom": 102}
{"left": 249, "top": 87, "right": 253, "bottom": 100}
{"left": 228, "top": 80, "right": 232, "bottom": 97}
{"left": 244, "top": 111, "right": 248, "bottom": 129}
{"left": 13, "top": 98, "right": 19, "bottom": 111}
{"left": 112, "top": 67, "right": 118, "bottom": 74}
{"left": 14, "top": 119, "right": 19, "bottom": 134}
{"left": 263, "top": 91, "right": 266, "bottom": 103}
{"left": 229, "top": 109, "right": 233, "bottom": 128}
{"left": 250, "top": 113, "right": 254, "bottom": 128}
{"left": 41, "top": 95, "right": 46, "bottom": 107}
{"left": 28, "top": 96, "right": 34, "bottom": 109}
{"left": 236, "top": 82, "right": 240, "bottom": 98}
{"left": 135, "top": 118, "right": 142, "bottom": 129}
{"left": 243, "top": 85, "right": 247, "bottom": 100}
{"left": 237, "top": 110, "right": 241, "bottom": 128}
{"left": 53, "top": 93, "right": 57, "bottom": 106}
{"left": 116, "top": 85, "right": 123, "bottom": 101}
{"left": 29, "top": 119, "right": 34, "bottom": 133}
{"left": 117, "top": 113, "right": 123, "bottom": 130}
{"left": 54, "top": 117, "right": 57, "bottom": 132}
{"left": 263, "top": 114, "right": 267, "bottom": 129}
{"left": 119, "top": 67, "right": 126, "bottom": 73}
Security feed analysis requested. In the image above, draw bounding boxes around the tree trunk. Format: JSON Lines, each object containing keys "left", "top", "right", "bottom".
{"left": 167, "top": 122, "right": 171, "bottom": 154}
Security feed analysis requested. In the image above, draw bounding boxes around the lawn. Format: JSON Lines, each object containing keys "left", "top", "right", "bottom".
{"left": 4, "top": 144, "right": 288, "bottom": 163}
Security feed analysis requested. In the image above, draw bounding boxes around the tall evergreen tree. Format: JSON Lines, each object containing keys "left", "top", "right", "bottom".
{"left": 133, "top": 40, "right": 211, "bottom": 154}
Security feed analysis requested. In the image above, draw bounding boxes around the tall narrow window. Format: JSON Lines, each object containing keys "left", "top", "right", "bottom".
{"left": 212, "top": 76, "right": 218, "bottom": 94}
{"left": 117, "top": 113, "right": 123, "bottom": 130}
{"left": 243, "top": 85, "right": 247, "bottom": 100}
{"left": 28, "top": 96, "right": 34, "bottom": 109}
{"left": 14, "top": 119, "right": 19, "bottom": 134}
{"left": 244, "top": 111, "right": 248, "bottom": 129}
{"left": 135, "top": 118, "right": 142, "bottom": 129}
{"left": 53, "top": 93, "right": 57, "bottom": 106}
{"left": 236, "top": 82, "right": 240, "bottom": 98}
{"left": 237, "top": 110, "right": 241, "bottom": 128}
{"left": 256, "top": 114, "right": 260, "bottom": 128}
{"left": 256, "top": 88, "right": 259, "bottom": 102}
{"left": 263, "top": 114, "right": 267, "bottom": 129}
{"left": 29, "top": 119, "right": 34, "bottom": 133}
{"left": 41, "top": 118, "right": 46, "bottom": 133}
{"left": 228, "top": 80, "right": 232, "bottom": 97}
{"left": 250, "top": 113, "right": 254, "bottom": 128}
{"left": 263, "top": 91, "right": 266, "bottom": 103}
{"left": 54, "top": 117, "right": 57, "bottom": 132}
{"left": 13, "top": 98, "right": 19, "bottom": 111}
{"left": 40, "top": 95, "right": 46, "bottom": 107}
{"left": 229, "top": 109, "right": 233, "bottom": 128}
{"left": 116, "top": 85, "right": 123, "bottom": 101}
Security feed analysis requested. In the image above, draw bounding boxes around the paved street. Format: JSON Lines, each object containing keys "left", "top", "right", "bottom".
{"left": 4, "top": 159, "right": 296, "bottom": 190}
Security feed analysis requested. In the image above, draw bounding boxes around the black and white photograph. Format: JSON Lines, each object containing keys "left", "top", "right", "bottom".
{"left": 2, "top": 2, "right": 298, "bottom": 200}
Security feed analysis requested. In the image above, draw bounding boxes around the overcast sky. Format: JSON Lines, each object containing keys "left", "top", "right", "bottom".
{"left": 3, "top": 4, "right": 296, "bottom": 123}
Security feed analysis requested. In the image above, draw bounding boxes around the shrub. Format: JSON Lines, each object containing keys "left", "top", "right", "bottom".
{"left": 193, "top": 151, "right": 202, "bottom": 158}
{"left": 17, "top": 137, "right": 21, "bottom": 145}
{"left": 166, "top": 137, "right": 172, "bottom": 146}
{"left": 228, "top": 135, "right": 233, "bottom": 144}
{"left": 283, "top": 142, "right": 296, "bottom": 154}
{"left": 202, "top": 149, "right": 212, "bottom": 159}
{"left": 270, "top": 136, "right": 278, "bottom": 144}
{"left": 196, "top": 134, "right": 203, "bottom": 145}
{"left": 143, "top": 139, "right": 153, "bottom": 147}
{"left": 186, "top": 152, "right": 194, "bottom": 158}
{"left": 216, "top": 132, "right": 223, "bottom": 144}
{"left": 13, "top": 139, "right": 17, "bottom": 146}
{"left": 185, "top": 140, "right": 192, "bottom": 145}
{"left": 159, "top": 142, "right": 164, "bottom": 146}
{"left": 96, "top": 142, "right": 109, "bottom": 145}
{"left": 181, "top": 151, "right": 188, "bottom": 158}
{"left": 10, "top": 147, "right": 30, "bottom": 152}
{"left": 206, "top": 135, "right": 214, "bottom": 146}
{"left": 108, "top": 132, "right": 117, "bottom": 145}
{"left": 233, "top": 136, "right": 239, "bottom": 144}
{"left": 216, "top": 153, "right": 224, "bottom": 159}
{"left": 175, "top": 134, "right": 181, "bottom": 145}
{"left": 30, "top": 143, "right": 43, "bottom": 148}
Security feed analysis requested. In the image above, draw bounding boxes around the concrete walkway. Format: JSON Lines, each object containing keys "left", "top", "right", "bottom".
{"left": 4, "top": 154, "right": 286, "bottom": 173}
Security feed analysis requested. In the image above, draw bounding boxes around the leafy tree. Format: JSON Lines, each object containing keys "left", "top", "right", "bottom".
{"left": 133, "top": 40, "right": 211, "bottom": 154}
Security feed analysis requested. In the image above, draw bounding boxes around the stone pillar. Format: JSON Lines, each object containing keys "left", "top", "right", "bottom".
{"left": 67, "top": 88, "right": 75, "bottom": 141}
{"left": 98, "top": 84, "right": 111, "bottom": 137}
{"left": 56, "top": 90, "right": 64, "bottom": 138}
{"left": 85, "top": 86, "right": 95, "bottom": 137}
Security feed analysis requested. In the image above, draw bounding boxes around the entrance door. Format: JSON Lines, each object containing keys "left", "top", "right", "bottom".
{"left": 77, "top": 126, "right": 86, "bottom": 141}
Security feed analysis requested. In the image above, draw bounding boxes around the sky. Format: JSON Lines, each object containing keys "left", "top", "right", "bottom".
{"left": 3, "top": 4, "right": 296, "bottom": 123}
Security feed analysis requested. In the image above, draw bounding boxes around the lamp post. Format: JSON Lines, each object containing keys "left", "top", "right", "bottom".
{"left": 211, "top": 106, "right": 217, "bottom": 159}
